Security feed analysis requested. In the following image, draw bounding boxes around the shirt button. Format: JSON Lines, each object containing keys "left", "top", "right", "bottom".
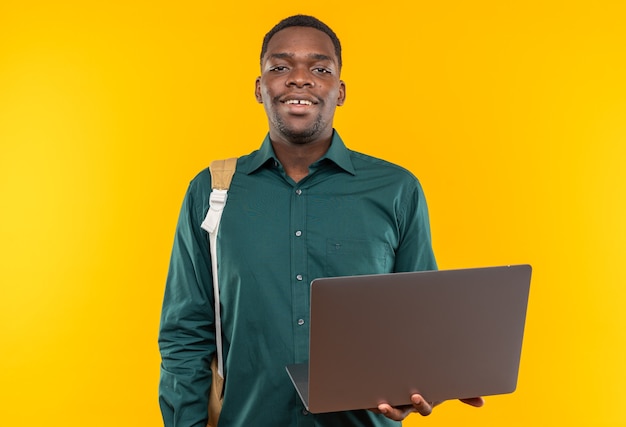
{"left": 297, "top": 319, "right": 305, "bottom": 326}
{"left": 302, "top": 409, "right": 309, "bottom": 415}
{"left": 295, "top": 189, "right": 302, "bottom": 195}
{"left": 296, "top": 274, "right": 303, "bottom": 281}
{"left": 295, "top": 230, "right": 302, "bottom": 237}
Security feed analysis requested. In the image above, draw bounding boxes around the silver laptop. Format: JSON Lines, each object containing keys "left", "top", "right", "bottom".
{"left": 286, "top": 264, "right": 532, "bottom": 413}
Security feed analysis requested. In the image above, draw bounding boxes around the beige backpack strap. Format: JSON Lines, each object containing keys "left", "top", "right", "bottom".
{"left": 200, "top": 157, "right": 237, "bottom": 427}
{"left": 209, "top": 157, "right": 238, "bottom": 190}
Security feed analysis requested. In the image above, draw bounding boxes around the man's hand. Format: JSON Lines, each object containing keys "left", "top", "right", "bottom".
{"left": 371, "top": 394, "right": 485, "bottom": 422}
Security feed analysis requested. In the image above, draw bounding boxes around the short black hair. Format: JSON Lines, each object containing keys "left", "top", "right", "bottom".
{"left": 260, "top": 15, "right": 342, "bottom": 70}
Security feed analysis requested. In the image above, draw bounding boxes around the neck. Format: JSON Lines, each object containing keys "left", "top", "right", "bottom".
{"left": 270, "top": 132, "right": 332, "bottom": 183}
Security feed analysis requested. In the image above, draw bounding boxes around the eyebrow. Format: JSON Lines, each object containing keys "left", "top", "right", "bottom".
{"left": 268, "top": 52, "right": 334, "bottom": 63}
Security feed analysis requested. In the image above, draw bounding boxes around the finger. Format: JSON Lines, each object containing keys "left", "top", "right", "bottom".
{"left": 377, "top": 403, "right": 413, "bottom": 421}
{"left": 460, "top": 397, "right": 485, "bottom": 407}
{"left": 410, "top": 394, "right": 433, "bottom": 416}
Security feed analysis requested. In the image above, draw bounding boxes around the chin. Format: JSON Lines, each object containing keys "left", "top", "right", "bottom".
{"left": 272, "top": 112, "right": 328, "bottom": 144}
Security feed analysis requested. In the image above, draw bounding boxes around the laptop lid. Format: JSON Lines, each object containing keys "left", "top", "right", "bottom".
{"left": 286, "top": 264, "right": 532, "bottom": 413}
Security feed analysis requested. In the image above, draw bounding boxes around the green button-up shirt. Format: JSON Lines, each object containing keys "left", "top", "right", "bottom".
{"left": 159, "top": 131, "right": 437, "bottom": 427}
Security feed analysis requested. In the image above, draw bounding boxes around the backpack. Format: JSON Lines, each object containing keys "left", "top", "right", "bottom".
{"left": 200, "top": 157, "right": 237, "bottom": 427}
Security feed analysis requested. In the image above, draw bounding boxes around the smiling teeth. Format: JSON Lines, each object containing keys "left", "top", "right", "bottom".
{"left": 285, "top": 100, "right": 313, "bottom": 105}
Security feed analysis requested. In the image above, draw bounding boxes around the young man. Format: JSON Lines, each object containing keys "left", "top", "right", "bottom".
{"left": 159, "top": 15, "right": 482, "bottom": 427}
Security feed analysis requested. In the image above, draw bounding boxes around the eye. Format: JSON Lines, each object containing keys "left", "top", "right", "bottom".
{"left": 313, "top": 67, "right": 332, "bottom": 74}
{"left": 269, "top": 65, "right": 288, "bottom": 72}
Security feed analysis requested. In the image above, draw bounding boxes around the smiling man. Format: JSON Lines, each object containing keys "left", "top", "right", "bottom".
{"left": 255, "top": 23, "right": 346, "bottom": 182}
{"left": 158, "top": 15, "right": 482, "bottom": 427}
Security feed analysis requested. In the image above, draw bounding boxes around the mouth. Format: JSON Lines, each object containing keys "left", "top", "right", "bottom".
{"left": 280, "top": 95, "right": 318, "bottom": 106}
{"left": 283, "top": 99, "right": 314, "bottom": 106}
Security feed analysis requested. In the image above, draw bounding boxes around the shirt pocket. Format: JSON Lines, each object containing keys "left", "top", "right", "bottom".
{"left": 325, "top": 238, "right": 392, "bottom": 277}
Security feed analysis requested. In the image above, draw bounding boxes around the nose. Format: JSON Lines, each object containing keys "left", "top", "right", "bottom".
{"left": 287, "top": 66, "right": 314, "bottom": 88}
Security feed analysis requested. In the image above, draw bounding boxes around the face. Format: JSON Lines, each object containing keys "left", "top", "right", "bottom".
{"left": 255, "top": 26, "right": 346, "bottom": 145}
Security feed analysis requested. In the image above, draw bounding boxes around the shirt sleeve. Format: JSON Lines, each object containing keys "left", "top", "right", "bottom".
{"left": 158, "top": 175, "right": 216, "bottom": 427}
{"left": 393, "top": 179, "right": 438, "bottom": 273}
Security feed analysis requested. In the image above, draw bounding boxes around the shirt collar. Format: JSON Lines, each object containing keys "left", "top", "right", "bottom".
{"left": 245, "top": 130, "right": 356, "bottom": 176}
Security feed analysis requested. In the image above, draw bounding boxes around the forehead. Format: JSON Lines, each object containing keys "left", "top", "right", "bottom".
{"left": 263, "top": 26, "right": 338, "bottom": 64}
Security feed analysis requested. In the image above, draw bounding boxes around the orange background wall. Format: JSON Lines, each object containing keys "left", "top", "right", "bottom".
{"left": 1, "top": 1, "right": 625, "bottom": 426}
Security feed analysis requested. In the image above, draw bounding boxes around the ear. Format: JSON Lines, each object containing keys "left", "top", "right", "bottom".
{"left": 255, "top": 77, "right": 263, "bottom": 103}
{"left": 337, "top": 80, "right": 346, "bottom": 106}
